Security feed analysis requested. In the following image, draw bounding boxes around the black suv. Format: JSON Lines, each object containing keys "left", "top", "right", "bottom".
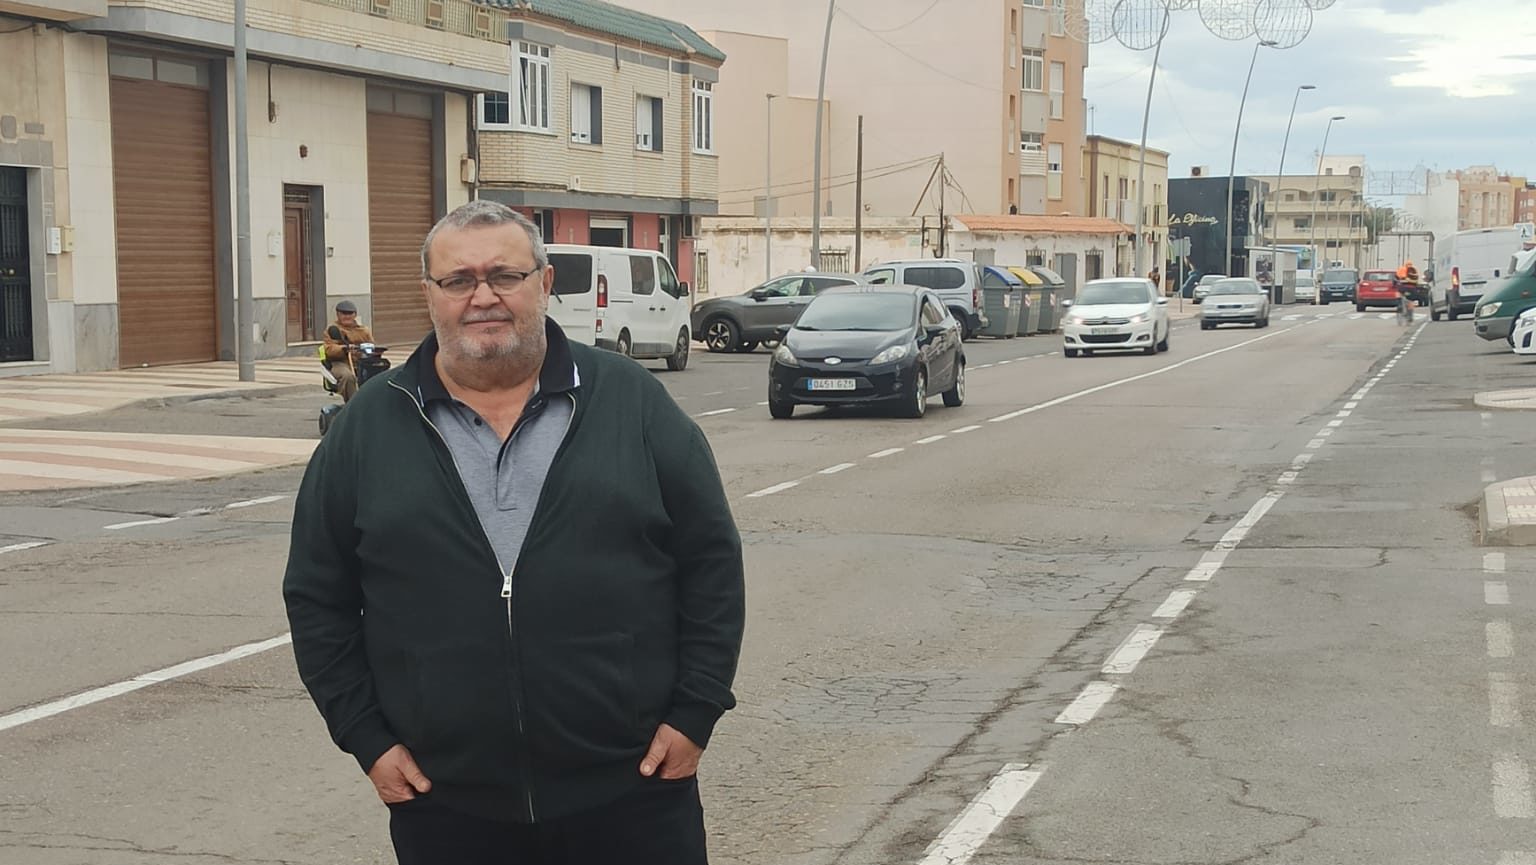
{"left": 1318, "top": 268, "right": 1357, "bottom": 304}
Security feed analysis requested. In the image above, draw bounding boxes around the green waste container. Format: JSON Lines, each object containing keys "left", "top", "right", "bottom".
{"left": 1010, "top": 266, "right": 1045, "bottom": 335}
{"left": 978, "top": 266, "right": 1023, "bottom": 338}
{"left": 1030, "top": 265, "right": 1068, "bottom": 332}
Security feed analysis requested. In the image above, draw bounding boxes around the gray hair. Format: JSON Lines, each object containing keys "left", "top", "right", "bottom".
{"left": 420, "top": 199, "right": 548, "bottom": 277}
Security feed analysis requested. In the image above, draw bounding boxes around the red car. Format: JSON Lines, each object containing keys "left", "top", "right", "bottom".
{"left": 1355, "top": 270, "right": 1401, "bottom": 311}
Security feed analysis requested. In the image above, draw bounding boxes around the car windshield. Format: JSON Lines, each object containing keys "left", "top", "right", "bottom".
{"left": 795, "top": 293, "right": 915, "bottom": 331}
{"left": 1363, "top": 271, "right": 1395, "bottom": 282}
{"left": 1199, "top": 275, "right": 1226, "bottom": 285}
{"left": 1322, "top": 269, "right": 1358, "bottom": 284}
{"left": 1077, "top": 281, "right": 1150, "bottom": 306}
{"left": 1296, "top": 276, "right": 1315, "bottom": 286}
{"left": 1210, "top": 280, "right": 1262, "bottom": 295}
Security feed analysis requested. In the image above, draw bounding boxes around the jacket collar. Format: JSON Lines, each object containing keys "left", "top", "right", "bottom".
{"left": 400, "top": 317, "right": 581, "bottom": 405}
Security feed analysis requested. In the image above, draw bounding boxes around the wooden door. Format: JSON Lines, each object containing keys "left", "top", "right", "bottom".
{"left": 283, "top": 203, "right": 311, "bottom": 343}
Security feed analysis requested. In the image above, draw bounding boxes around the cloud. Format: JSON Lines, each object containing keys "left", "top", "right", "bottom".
{"left": 1345, "top": 0, "right": 1536, "bottom": 98}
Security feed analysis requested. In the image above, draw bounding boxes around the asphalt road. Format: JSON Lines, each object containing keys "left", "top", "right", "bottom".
{"left": 4, "top": 311, "right": 1535, "bottom": 864}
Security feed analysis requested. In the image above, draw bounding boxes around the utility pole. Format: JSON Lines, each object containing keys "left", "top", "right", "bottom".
{"left": 1131, "top": 8, "right": 1169, "bottom": 277}
{"left": 1309, "top": 115, "right": 1345, "bottom": 273}
{"left": 854, "top": 114, "right": 863, "bottom": 272}
{"left": 765, "top": 93, "right": 776, "bottom": 281}
{"left": 234, "top": 0, "right": 255, "bottom": 381}
{"left": 809, "top": 0, "right": 835, "bottom": 268}
{"left": 938, "top": 153, "right": 946, "bottom": 258}
{"left": 1224, "top": 39, "right": 1276, "bottom": 278}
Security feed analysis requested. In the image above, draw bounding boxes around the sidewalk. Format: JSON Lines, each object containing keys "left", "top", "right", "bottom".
{"left": 1477, "top": 387, "right": 1536, "bottom": 545}
{"left": 0, "top": 357, "right": 324, "bottom": 493}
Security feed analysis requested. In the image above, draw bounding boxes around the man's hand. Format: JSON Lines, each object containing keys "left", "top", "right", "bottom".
{"left": 639, "top": 723, "right": 703, "bottom": 780}
{"left": 368, "top": 744, "right": 432, "bottom": 804}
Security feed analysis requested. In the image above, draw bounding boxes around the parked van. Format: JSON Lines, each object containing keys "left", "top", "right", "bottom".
{"left": 861, "top": 259, "right": 988, "bottom": 340}
{"left": 1431, "top": 227, "right": 1527, "bottom": 321}
{"left": 1473, "top": 247, "right": 1536, "bottom": 343}
{"left": 545, "top": 244, "right": 692, "bottom": 370}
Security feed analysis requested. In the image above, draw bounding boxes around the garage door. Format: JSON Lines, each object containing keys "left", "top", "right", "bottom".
{"left": 367, "top": 108, "right": 434, "bottom": 344}
{"left": 109, "top": 60, "right": 217, "bottom": 367}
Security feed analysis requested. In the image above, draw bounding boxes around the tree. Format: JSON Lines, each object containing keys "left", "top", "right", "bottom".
{"left": 1365, "top": 205, "right": 1397, "bottom": 247}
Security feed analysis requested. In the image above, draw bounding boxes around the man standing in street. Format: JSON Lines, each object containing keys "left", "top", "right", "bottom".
{"left": 321, "top": 300, "right": 374, "bottom": 402}
{"left": 283, "top": 200, "right": 746, "bottom": 864}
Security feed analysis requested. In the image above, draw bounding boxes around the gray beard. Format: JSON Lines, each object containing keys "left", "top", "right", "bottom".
{"left": 432, "top": 308, "right": 548, "bottom": 388}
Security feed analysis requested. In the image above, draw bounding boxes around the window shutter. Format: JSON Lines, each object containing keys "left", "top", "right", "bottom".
{"left": 590, "top": 86, "right": 602, "bottom": 144}
{"left": 652, "top": 98, "right": 663, "bottom": 152}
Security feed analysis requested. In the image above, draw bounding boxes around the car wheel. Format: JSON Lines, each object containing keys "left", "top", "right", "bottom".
{"left": 768, "top": 398, "right": 794, "bottom": 419}
{"left": 1143, "top": 337, "right": 1157, "bottom": 355}
{"left": 942, "top": 361, "right": 965, "bottom": 407}
{"left": 1064, "top": 347, "right": 1079, "bottom": 358}
{"left": 739, "top": 340, "right": 760, "bottom": 353}
{"left": 1448, "top": 307, "right": 1459, "bottom": 321}
{"left": 949, "top": 309, "right": 973, "bottom": 341}
{"left": 1356, "top": 303, "right": 1366, "bottom": 313}
{"left": 703, "top": 317, "right": 739, "bottom": 353}
{"left": 1157, "top": 326, "right": 1170, "bottom": 352}
{"left": 665, "top": 328, "right": 690, "bottom": 371}
{"left": 1321, "top": 295, "right": 1330, "bottom": 306}
{"left": 616, "top": 330, "right": 633, "bottom": 357}
{"left": 1431, "top": 304, "right": 1442, "bottom": 322}
{"left": 1201, "top": 322, "right": 1212, "bottom": 331}
{"left": 900, "top": 368, "right": 928, "bottom": 418}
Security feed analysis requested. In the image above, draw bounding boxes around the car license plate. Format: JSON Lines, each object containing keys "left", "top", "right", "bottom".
{"left": 1091, "top": 327, "right": 1118, "bottom": 335}
{"left": 808, "top": 378, "right": 856, "bottom": 391}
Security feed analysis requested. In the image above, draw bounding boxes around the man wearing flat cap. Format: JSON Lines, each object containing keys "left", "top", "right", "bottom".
{"left": 322, "top": 300, "right": 375, "bottom": 402}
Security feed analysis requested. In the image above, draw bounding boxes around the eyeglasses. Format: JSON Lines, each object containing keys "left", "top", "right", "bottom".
{"left": 428, "top": 268, "right": 541, "bottom": 297}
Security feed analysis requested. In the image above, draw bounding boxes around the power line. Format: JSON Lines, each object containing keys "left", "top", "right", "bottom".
{"left": 716, "top": 153, "right": 940, "bottom": 199}
{"left": 835, "top": 8, "right": 999, "bottom": 93}
{"left": 719, "top": 159, "right": 938, "bottom": 207}
{"left": 859, "top": 0, "right": 946, "bottom": 33}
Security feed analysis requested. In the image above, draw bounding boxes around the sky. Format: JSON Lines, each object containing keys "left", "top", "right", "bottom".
{"left": 1083, "top": 0, "right": 1536, "bottom": 190}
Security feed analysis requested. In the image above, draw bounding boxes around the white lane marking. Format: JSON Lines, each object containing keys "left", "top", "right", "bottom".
{"left": 1219, "top": 491, "right": 1284, "bottom": 548}
{"left": 819, "top": 463, "right": 856, "bottom": 475}
{"left": 1336, "top": 410, "right": 1352, "bottom": 418}
{"left": 1490, "top": 621, "right": 1515, "bottom": 659}
{"left": 1488, "top": 582, "right": 1512, "bottom": 606}
{"left": 868, "top": 448, "right": 904, "bottom": 459}
{"left": 1307, "top": 438, "right": 1325, "bottom": 449}
{"left": 1293, "top": 453, "right": 1314, "bottom": 466}
{"left": 225, "top": 495, "right": 286, "bottom": 510}
{"left": 1494, "top": 756, "right": 1536, "bottom": 819}
{"left": 1485, "top": 456, "right": 1498, "bottom": 467}
{"left": 1378, "top": 313, "right": 1395, "bottom": 321}
{"left": 1152, "top": 589, "right": 1198, "bottom": 619}
{"left": 177, "top": 507, "right": 214, "bottom": 517}
{"left": 1492, "top": 674, "right": 1522, "bottom": 728}
{"left": 0, "top": 633, "right": 293, "bottom": 733}
{"left": 1055, "top": 681, "right": 1120, "bottom": 725}
{"left": 1484, "top": 412, "right": 1495, "bottom": 422}
{"left": 1348, "top": 313, "right": 1365, "bottom": 320}
{"left": 746, "top": 481, "right": 800, "bottom": 498}
{"left": 951, "top": 425, "right": 982, "bottom": 434}
{"left": 975, "top": 364, "right": 994, "bottom": 369}
{"left": 1498, "top": 853, "right": 1536, "bottom": 865}
{"left": 915, "top": 435, "right": 947, "bottom": 445}
{"left": 1352, "top": 390, "right": 1369, "bottom": 400}
{"left": 1486, "top": 470, "right": 1501, "bottom": 483}
{"left": 988, "top": 327, "right": 1301, "bottom": 425}
{"left": 0, "top": 540, "right": 50, "bottom": 555}
{"left": 1277, "top": 470, "right": 1299, "bottom": 485}
{"left": 1103, "top": 624, "right": 1163, "bottom": 675}
{"left": 1345, "top": 401, "right": 1359, "bottom": 409}
{"left": 1185, "top": 550, "right": 1229, "bottom": 582}
{"left": 103, "top": 516, "right": 179, "bottom": 531}
{"left": 1487, "top": 553, "right": 1508, "bottom": 574}
{"left": 703, "top": 390, "right": 724, "bottom": 396}
{"left": 917, "top": 765, "right": 1043, "bottom": 865}
{"left": 1327, "top": 419, "right": 1345, "bottom": 427}
{"left": 697, "top": 408, "right": 737, "bottom": 417}
{"left": 1317, "top": 428, "right": 1334, "bottom": 437}
{"left": 997, "top": 360, "right": 1012, "bottom": 365}
{"left": 1283, "top": 314, "right": 1302, "bottom": 321}
{"left": 757, "top": 401, "right": 770, "bottom": 406}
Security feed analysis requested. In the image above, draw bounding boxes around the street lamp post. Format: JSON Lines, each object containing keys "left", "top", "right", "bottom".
{"left": 1309, "top": 115, "right": 1346, "bottom": 272}
{"left": 1271, "top": 84, "right": 1314, "bottom": 267}
{"left": 809, "top": 0, "right": 835, "bottom": 269}
{"left": 765, "top": 93, "right": 777, "bottom": 281}
{"left": 1224, "top": 39, "right": 1277, "bottom": 278}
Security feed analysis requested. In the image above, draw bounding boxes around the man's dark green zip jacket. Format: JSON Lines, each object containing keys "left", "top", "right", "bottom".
{"left": 282, "top": 326, "right": 745, "bottom": 823}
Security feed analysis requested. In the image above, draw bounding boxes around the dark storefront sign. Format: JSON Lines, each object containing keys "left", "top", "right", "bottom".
{"left": 1168, "top": 176, "right": 1268, "bottom": 280}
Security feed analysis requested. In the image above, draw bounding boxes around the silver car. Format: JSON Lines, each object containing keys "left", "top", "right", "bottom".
{"left": 1199, "top": 277, "right": 1271, "bottom": 329}
{"left": 1193, "top": 273, "right": 1228, "bottom": 304}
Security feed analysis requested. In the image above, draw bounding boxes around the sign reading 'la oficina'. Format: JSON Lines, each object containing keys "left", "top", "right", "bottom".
{"left": 1171, "top": 212, "right": 1220, "bottom": 227}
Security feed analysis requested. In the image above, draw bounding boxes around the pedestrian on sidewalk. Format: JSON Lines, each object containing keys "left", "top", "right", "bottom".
{"left": 321, "top": 300, "right": 374, "bottom": 402}
{"left": 283, "top": 200, "right": 745, "bottom": 865}
{"left": 1148, "top": 266, "right": 1163, "bottom": 295}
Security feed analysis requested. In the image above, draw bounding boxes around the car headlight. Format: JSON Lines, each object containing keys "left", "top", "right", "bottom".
{"left": 870, "top": 343, "right": 911, "bottom": 365}
{"left": 1478, "top": 303, "right": 1502, "bottom": 318}
{"left": 773, "top": 344, "right": 799, "bottom": 365}
{"left": 1129, "top": 313, "right": 1149, "bottom": 324}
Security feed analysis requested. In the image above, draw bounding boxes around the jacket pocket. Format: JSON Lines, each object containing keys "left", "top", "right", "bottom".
{"left": 522, "top": 631, "right": 642, "bottom": 767}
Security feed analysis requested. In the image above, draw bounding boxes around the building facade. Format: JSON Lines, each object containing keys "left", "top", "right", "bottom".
{"left": 0, "top": 0, "right": 506, "bottom": 372}
{"left": 1167, "top": 175, "right": 1270, "bottom": 279}
{"left": 471, "top": 0, "right": 723, "bottom": 289}
{"left": 1516, "top": 181, "right": 1535, "bottom": 228}
{"left": 1252, "top": 156, "right": 1369, "bottom": 271}
{"left": 1083, "top": 135, "right": 1167, "bottom": 275}
{"left": 607, "top": 0, "right": 1090, "bottom": 222}
{"left": 1451, "top": 166, "right": 1519, "bottom": 231}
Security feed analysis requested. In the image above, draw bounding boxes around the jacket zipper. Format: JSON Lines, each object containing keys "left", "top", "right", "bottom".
{"left": 388, "top": 380, "right": 578, "bottom": 823}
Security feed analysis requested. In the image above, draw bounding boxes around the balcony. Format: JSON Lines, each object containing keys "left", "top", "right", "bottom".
{"left": 1019, "top": 150, "right": 1047, "bottom": 177}
{"left": 309, "top": 0, "right": 499, "bottom": 38}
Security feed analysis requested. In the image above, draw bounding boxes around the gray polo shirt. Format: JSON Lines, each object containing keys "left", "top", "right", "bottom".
{"left": 416, "top": 331, "right": 580, "bottom": 582}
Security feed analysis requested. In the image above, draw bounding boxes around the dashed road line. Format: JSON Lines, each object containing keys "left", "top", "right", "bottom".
{"left": 1055, "top": 681, "right": 1120, "bottom": 725}
{"left": 1487, "top": 553, "right": 1507, "bottom": 574}
{"left": 226, "top": 495, "right": 286, "bottom": 510}
{"left": 697, "top": 408, "right": 738, "bottom": 417}
{"left": 103, "top": 516, "right": 179, "bottom": 531}
{"left": 951, "top": 425, "right": 982, "bottom": 434}
{"left": 1487, "top": 582, "right": 1511, "bottom": 606}
{"left": 1102, "top": 625, "right": 1163, "bottom": 675}
{"left": 1152, "top": 589, "right": 1198, "bottom": 619}
{"left": 916, "top": 764, "right": 1042, "bottom": 865}
{"left": 1494, "top": 756, "right": 1535, "bottom": 819}
{"left": 914, "top": 435, "right": 947, "bottom": 445}
{"left": 1489, "top": 621, "right": 1515, "bottom": 659}
{"left": 868, "top": 448, "right": 904, "bottom": 459}
{"left": 0, "top": 540, "right": 50, "bottom": 555}
{"left": 819, "top": 463, "right": 856, "bottom": 475}
{"left": 1491, "top": 673, "right": 1522, "bottom": 728}
{"left": 746, "top": 480, "right": 800, "bottom": 498}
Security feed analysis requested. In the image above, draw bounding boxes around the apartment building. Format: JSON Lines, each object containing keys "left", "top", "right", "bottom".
{"left": 1083, "top": 134, "right": 1167, "bottom": 275}
{"left": 1451, "top": 166, "right": 1519, "bottom": 230}
{"left": 610, "top": 0, "right": 1090, "bottom": 221}
{"left": 471, "top": 0, "right": 723, "bottom": 288}
{"left": 1519, "top": 182, "right": 1536, "bottom": 227}
{"left": 0, "top": 0, "right": 506, "bottom": 372}
{"left": 1250, "top": 155, "right": 1369, "bottom": 270}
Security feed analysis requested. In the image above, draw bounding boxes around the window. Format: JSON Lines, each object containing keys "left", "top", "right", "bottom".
{"left": 1020, "top": 131, "right": 1043, "bottom": 152}
{"left": 1021, "top": 48, "right": 1044, "bottom": 91}
{"left": 1086, "top": 250, "right": 1103, "bottom": 280}
{"left": 531, "top": 209, "right": 555, "bottom": 243}
{"left": 630, "top": 254, "right": 656, "bottom": 296}
{"left": 694, "top": 250, "right": 709, "bottom": 295}
{"left": 477, "top": 92, "right": 511, "bottom": 129}
{"left": 1051, "top": 0, "right": 1065, "bottom": 35}
{"left": 1047, "top": 142, "right": 1063, "bottom": 200}
{"left": 903, "top": 266, "right": 966, "bottom": 290}
{"left": 517, "top": 42, "right": 551, "bottom": 131}
{"left": 570, "top": 83, "right": 602, "bottom": 144}
{"left": 658, "top": 257, "right": 684, "bottom": 298}
{"left": 865, "top": 268, "right": 896, "bottom": 284}
{"left": 1022, "top": 0, "right": 1044, "bottom": 6}
{"left": 808, "top": 276, "right": 854, "bottom": 294}
{"left": 692, "top": 80, "right": 714, "bottom": 153}
{"left": 921, "top": 296, "right": 945, "bottom": 325}
{"left": 635, "top": 95, "right": 663, "bottom": 152}
{"left": 1049, "top": 61, "right": 1064, "bottom": 119}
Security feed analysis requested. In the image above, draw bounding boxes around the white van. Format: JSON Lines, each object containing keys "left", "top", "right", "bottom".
{"left": 545, "top": 244, "right": 692, "bottom": 370}
{"left": 1430, "top": 227, "right": 1529, "bottom": 321}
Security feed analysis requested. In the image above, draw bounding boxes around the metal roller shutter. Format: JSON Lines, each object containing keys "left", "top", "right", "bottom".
{"left": 367, "top": 112, "right": 434, "bottom": 344}
{"left": 110, "top": 76, "right": 217, "bottom": 367}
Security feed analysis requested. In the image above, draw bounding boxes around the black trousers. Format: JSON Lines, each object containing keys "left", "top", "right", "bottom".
{"left": 388, "top": 776, "right": 709, "bottom": 865}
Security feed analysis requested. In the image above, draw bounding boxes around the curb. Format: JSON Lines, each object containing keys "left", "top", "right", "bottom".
{"left": 0, "top": 382, "right": 317, "bottom": 429}
{"left": 1480, "top": 477, "right": 1536, "bottom": 546}
{"left": 1475, "top": 389, "right": 1536, "bottom": 411}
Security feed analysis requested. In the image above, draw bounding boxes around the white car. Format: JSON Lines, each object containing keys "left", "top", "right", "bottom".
{"left": 1294, "top": 273, "right": 1318, "bottom": 304}
{"left": 1062, "top": 278, "right": 1171, "bottom": 357}
{"left": 1512, "top": 307, "right": 1536, "bottom": 355}
{"left": 1200, "top": 277, "right": 1271, "bottom": 328}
